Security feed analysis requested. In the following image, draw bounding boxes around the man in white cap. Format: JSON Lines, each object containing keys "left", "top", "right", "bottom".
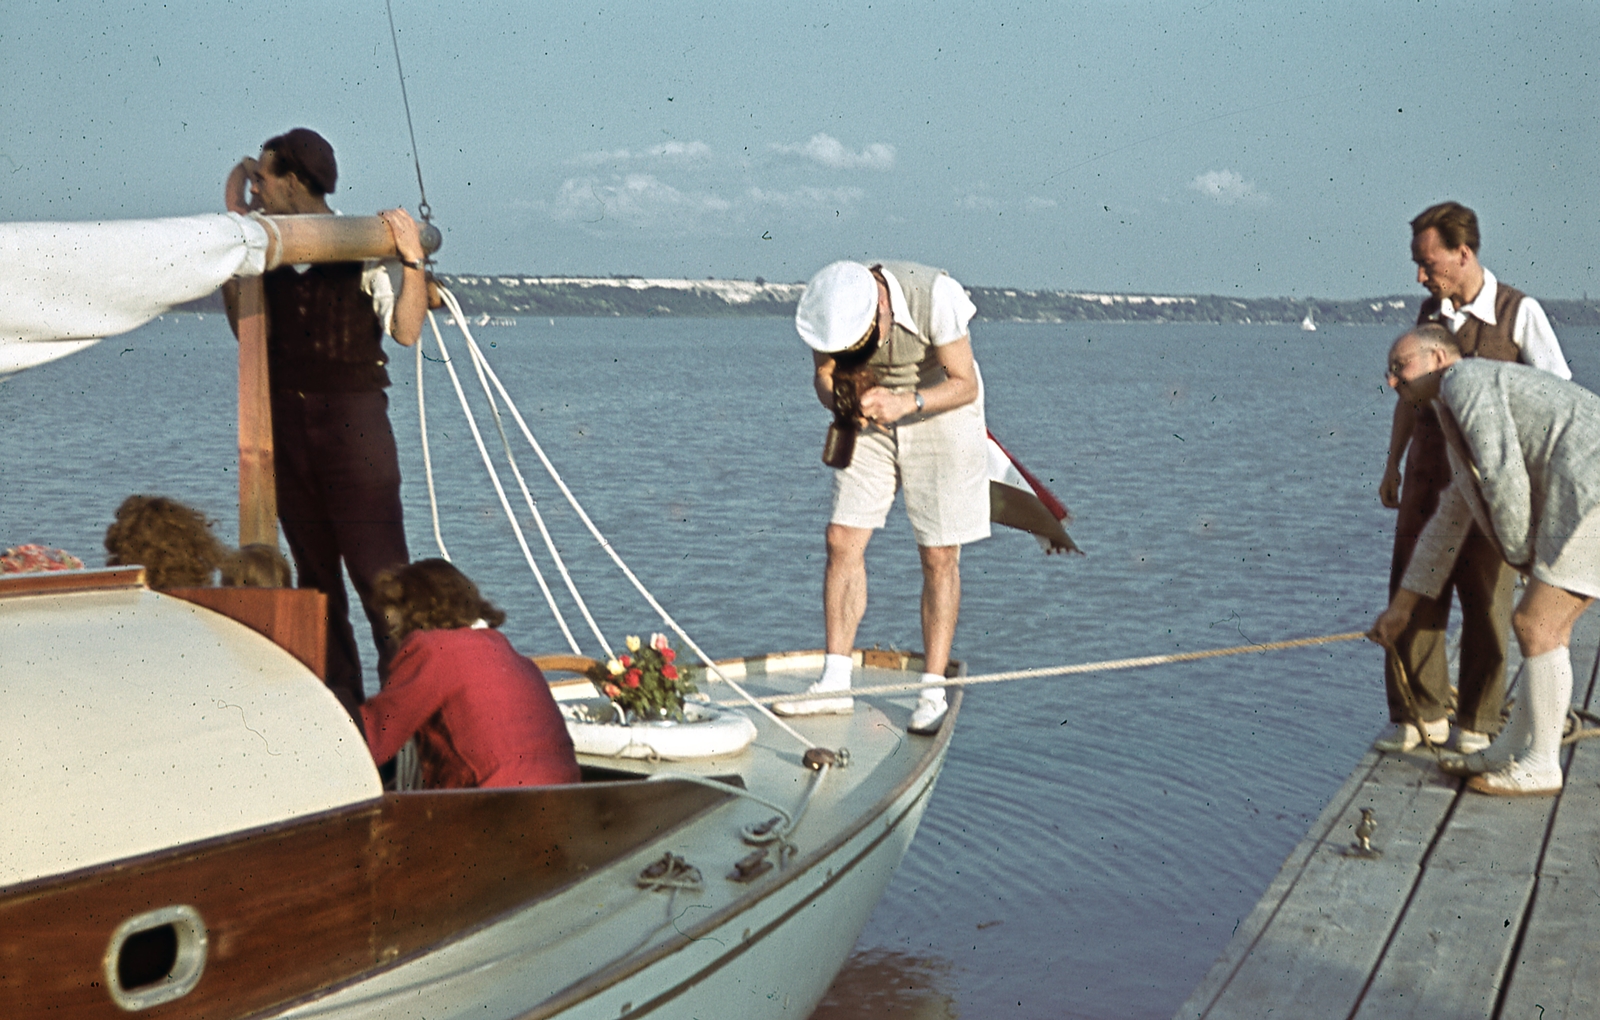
{"left": 783, "top": 260, "right": 989, "bottom": 734}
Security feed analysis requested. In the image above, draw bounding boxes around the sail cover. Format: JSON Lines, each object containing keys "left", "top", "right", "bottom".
{"left": 0, "top": 213, "right": 268, "bottom": 375}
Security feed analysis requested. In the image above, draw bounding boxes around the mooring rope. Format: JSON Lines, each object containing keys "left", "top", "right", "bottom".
{"left": 717, "top": 630, "right": 1369, "bottom": 707}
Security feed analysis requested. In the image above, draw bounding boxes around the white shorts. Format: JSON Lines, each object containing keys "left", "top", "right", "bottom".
{"left": 830, "top": 398, "right": 991, "bottom": 548}
{"left": 1533, "top": 508, "right": 1600, "bottom": 600}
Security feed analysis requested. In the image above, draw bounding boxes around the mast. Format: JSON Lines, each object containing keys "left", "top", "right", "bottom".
{"left": 235, "top": 215, "right": 439, "bottom": 546}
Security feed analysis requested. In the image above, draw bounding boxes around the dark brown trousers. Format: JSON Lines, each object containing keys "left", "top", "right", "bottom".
{"left": 1387, "top": 411, "right": 1515, "bottom": 733}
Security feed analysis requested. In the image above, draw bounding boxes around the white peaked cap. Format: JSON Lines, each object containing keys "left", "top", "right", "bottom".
{"left": 795, "top": 261, "right": 876, "bottom": 353}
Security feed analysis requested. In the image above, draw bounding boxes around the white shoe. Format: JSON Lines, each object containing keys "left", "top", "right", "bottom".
{"left": 1374, "top": 718, "right": 1449, "bottom": 752}
{"left": 908, "top": 692, "right": 948, "bottom": 735}
{"left": 1467, "top": 758, "right": 1563, "bottom": 797}
{"left": 772, "top": 680, "right": 854, "bottom": 717}
{"left": 1454, "top": 728, "right": 1492, "bottom": 754}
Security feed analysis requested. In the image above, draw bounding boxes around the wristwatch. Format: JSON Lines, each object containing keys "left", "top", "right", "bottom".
{"left": 913, "top": 391, "right": 925, "bottom": 412}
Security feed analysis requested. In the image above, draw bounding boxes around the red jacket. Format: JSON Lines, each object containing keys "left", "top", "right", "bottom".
{"left": 360, "top": 627, "right": 580, "bottom": 789}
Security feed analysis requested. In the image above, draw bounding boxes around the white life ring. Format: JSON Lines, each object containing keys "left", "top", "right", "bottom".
{"left": 561, "top": 700, "right": 758, "bottom": 760}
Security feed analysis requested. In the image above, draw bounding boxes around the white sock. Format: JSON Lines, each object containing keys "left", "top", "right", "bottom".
{"left": 1522, "top": 646, "right": 1573, "bottom": 772}
{"left": 1485, "top": 691, "right": 1531, "bottom": 760}
{"left": 817, "top": 653, "right": 853, "bottom": 691}
{"left": 919, "top": 673, "right": 947, "bottom": 705}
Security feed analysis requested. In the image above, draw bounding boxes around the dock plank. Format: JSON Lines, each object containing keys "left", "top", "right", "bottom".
{"left": 1173, "top": 754, "right": 1381, "bottom": 1017}
{"left": 1350, "top": 793, "right": 1554, "bottom": 1020}
{"left": 1186, "top": 755, "right": 1456, "bottom": 1020}
{"left": 1175, "top": 608, "right": 1600, "bottom": 1020}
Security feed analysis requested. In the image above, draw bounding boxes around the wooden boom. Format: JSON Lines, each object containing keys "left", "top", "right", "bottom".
{"left": 235, "top": 214, "right": 440, "bottom": 546}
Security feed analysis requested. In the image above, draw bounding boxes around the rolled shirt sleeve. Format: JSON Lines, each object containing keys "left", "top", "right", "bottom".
{"left": 928, "top": 273, "right": 978, "bottom": 346}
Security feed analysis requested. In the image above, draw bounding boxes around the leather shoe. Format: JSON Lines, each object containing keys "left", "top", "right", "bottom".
{"left": 1466, "top": 759, "right": 1563, "bottom": 797}
{"left": 1438, "top": 749, "right": 1508, "bottom": 777}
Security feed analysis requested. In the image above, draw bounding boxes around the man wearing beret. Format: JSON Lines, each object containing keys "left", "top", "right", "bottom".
{"left": 783, "top": 260, "right": 989, "bottom": 734}
{"left": 223, "top": 127, "right": 428, "bottom": 711}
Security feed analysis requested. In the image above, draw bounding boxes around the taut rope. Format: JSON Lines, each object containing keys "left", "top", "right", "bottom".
{"left": 719, "top": 630, "right": 1369, "bottom": 707}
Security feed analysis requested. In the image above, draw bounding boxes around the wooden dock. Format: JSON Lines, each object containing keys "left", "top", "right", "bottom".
{"left": 1175, "top": 609, "right": 1600, "bottom": 1020}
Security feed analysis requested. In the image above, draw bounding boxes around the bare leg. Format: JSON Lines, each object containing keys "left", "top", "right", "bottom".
{"left": 825, "top": 524, "right": 873, "bottom": 656}
{"left": 776, "top": 524, "right": 873, "bottom": 717}
{"left": 1512, "top": 578, "right": 1594, "bottom": 657}
{"left": 918, "top": 544, "right": 961, "bottom": 676}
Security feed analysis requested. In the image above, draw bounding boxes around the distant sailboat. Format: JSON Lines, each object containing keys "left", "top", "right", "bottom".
{"left": 1300, "top": 308, "right": 1317, "bottom": 332}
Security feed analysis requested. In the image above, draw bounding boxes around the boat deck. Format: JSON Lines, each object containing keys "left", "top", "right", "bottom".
{"left": 1176, "top": 608, "right": 1600, "bottom": 1020}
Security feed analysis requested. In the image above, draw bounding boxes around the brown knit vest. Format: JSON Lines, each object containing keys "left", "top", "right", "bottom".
{"left": 265, "top": 262, "right": 389, "bottom": 392}
{"left": 1416, "top": 280, "right": 1525, "bottom": 363}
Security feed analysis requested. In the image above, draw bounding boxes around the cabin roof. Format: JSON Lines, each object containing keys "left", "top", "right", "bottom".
{"left": 0, "top": 575, "right": 380, "bottom": 888}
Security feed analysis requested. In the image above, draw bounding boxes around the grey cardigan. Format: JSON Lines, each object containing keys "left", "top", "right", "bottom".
{"left": 1401, "top": 359, "right": 1600, "bottom": 599}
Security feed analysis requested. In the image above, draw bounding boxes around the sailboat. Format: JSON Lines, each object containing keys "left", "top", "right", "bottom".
{"left": 1300, "top": 307, "right": 1317, "bottom": 331}
{"left": 0, "top": 212, "right": 957, "bottom": 1019}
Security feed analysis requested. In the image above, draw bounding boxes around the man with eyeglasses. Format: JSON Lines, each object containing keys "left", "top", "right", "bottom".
{"left": 1371, "top": 324, "right": 1598, "bottom": 795}
{"left": 1374, "top": 202, "right": 1569, "bottom": 756}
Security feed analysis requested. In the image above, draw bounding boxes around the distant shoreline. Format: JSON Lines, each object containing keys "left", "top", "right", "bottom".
{"left": 176, "top": 275, "right": 1600, "bottom": 327}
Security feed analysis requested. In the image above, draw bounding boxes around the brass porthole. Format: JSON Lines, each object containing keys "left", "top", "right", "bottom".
{"left": 102, "top": 904, "right": 208, "bottom": 1011}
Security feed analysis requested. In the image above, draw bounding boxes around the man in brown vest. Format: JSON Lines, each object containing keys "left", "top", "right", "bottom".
{"left": 223, "top": 128, "right": 429, "bottom": 711}
{"left": 1375, "top": 201, "right": 1570, "bottom": 753}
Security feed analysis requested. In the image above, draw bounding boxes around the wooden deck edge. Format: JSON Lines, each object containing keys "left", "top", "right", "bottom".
{"left": 1171, "top": 749, "right": 1385, "bottom": 1019}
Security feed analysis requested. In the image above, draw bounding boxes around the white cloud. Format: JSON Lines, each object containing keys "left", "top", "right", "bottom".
{"left": 568, "top": 141, "right": 712, "bottom": 167}
{"left": 1188, "top": 169, "right": 1268, "bottom": 205}
{"left": 745, "top": 185, "right": 865, "bottom": 210}
{"left": 550, "top": 174, "right": 731, "bottom": 227}
{"left": 955, "top": 193, "right": 998, "bottom": 211}
{"left": 646, "top": 140, "right": 711, "bottom": 160}
{"left": 1025, "top": 196, "right": 1058, "bottom": 209}
{"left": 771, "top": 133, "right": 895, "bottom": 171}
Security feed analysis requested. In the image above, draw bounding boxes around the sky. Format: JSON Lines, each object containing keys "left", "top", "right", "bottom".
{"left": 3, "top": 0, "right": 1596, "bottom": 297}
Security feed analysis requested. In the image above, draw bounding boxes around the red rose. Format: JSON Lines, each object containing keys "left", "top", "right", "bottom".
{"left": 662, "top": 664, "right": 679, "bottom": 680}
{"left": 619, "top": 654, "right": 632, "bottom": 668}
{"left": 603, "top": 682, "right": 621, "bottom": 698}
{"left": 625, "top": 670, "right": 641, "bottom": 688}
{"left": 662, "top": 648, "right": 676, "bottom": 663}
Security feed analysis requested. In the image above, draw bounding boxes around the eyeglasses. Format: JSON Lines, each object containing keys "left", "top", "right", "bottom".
{"left": 1386, "top": 350, "right": 1428, "bottom": 380}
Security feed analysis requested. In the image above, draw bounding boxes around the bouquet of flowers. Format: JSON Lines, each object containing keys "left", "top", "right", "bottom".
{"left": 586, "top": 633, "right": 698, "bottom": 722}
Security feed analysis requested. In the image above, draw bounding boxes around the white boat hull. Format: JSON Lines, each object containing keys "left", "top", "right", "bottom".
{"left": 277, "top": 745, "right": 942, "bottom": 1020}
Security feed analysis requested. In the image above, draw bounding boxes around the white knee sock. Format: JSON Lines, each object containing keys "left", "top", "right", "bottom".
{"left": 818, "top": 653, "right": 853, "bottom": 691}
{"left": 919, "top": 673, "right": 947, "bottom": 705}
{"left": 1521, "top": 647, "right": 1573, "bottom": 772}
{"left": 1485, "top": 690, "right": 1532, "bottom": 760}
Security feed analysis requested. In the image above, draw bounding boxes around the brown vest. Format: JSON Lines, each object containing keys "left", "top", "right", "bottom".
{"left": 265, "top": 262, "right": 389, "bottom": 392}
{"left": 1416, "top": 280, "right": 1525, "bottom": 362}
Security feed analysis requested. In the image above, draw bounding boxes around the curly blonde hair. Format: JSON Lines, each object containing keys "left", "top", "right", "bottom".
{"left": 373, "top": 558, "right": 505, "bottom": 642}
{"left": 104, "top": 495, "right": 224, "bottom": 589}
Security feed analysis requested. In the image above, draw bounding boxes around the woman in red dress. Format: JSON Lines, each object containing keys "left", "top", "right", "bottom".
{"left": 360, "top": 559, "right": 580, "bottom": 789}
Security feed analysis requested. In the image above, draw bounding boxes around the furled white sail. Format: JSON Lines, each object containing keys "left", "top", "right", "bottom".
{"left": 0, "top": 213, "right": 268, "bottom": 376}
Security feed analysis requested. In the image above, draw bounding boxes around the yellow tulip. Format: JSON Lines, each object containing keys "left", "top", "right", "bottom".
{"left": 606, "top": 657, "right": 624, "bottom": 675}
{"left": 625, "top": 635, "right": 642, "bottom": 652}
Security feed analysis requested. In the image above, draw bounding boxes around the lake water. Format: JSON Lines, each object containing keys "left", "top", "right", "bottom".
{"left": 4, "top": 314, "right": 1597, "bottom": 1019}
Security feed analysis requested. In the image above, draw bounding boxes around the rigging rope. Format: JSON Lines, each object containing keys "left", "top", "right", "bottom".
{"left": 422, "top": 307, "right": 583, "bottom": 655}
{"left": 416, "top": 286, "right": 820, "bottom": 751}
{"left": 415, "top": 340, "right": 451, "bottom": 561}
{"left": 384, "top": 0, "right": 432, "bottom": 224}
{"left": 717, "top": 630, "right": 1370, "bottom": 707}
